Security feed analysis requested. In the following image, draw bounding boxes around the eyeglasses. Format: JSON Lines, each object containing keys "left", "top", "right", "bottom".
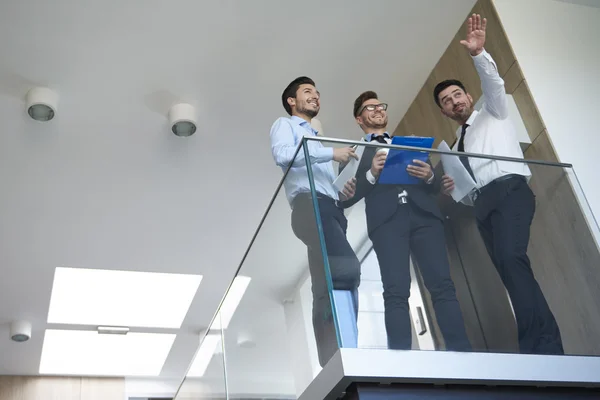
{"left": 358, "top": 103, "right": 388, "bottom": 115}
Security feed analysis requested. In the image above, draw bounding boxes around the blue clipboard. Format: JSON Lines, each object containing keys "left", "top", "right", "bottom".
{"left": 378, "top": 136, "right": 435, "bottom": 185}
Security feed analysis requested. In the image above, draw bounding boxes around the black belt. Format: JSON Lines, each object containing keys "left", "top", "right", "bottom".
{"left": 472, "top": 174, "right": 526, "bottom": 202}
{"left": 293, "top": 192, "right": 343, "bottom": 209}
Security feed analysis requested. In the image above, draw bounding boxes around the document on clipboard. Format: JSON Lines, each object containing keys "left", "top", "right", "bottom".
{"left": 378, "top": 136, "right": 435, "bottom": 185}
{"left": 333, "top": 145, "right": 366, "bottom": 192}
{"left": 438, "top": 140, "right": 478, "bottom": 202}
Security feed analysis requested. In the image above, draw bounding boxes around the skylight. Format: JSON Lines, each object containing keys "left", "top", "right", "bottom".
{"left": 186, "top": 334, "right": 222, "bottom": 377}
{"left": 47, "top": 267, "right": 202, "bottom": 329}
{"left": 39, "top": 329, "right": 176, "bottom": 376}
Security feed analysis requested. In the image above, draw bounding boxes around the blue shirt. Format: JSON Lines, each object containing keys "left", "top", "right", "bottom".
{"left": 270, "top": 116, "right": 337, "bottom": 205}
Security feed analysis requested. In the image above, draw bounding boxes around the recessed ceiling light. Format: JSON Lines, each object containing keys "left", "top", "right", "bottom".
{"left": 26, "top": 87, "right": 58, "bottom": 122}
{"left": 40, "top": 329, "right": 176, "bottom": 376}
{"left": 210, "top": 276, "right": 251, "bottom": 330}
{"left": 47, "top": 267, "right": 202, "bottom": 329}
{"left": 169, "top": 103, "right": 197, "bottom": 137}
{"left": 186, "top": 334, "right": 221, "bottom": 377}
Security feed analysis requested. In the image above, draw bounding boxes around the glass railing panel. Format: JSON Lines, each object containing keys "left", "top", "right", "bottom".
{"left": 175, "top": 140, "right": 340, "bottom": 399}
{"left": 174, "top": 314, "right": 227, "bottom": 400}
{"left": 305, "top": 136, "right": 600, "bottom": 358}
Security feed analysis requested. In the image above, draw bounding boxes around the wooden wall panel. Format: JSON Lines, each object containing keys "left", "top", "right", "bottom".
{"left": 0, "top": 376, "right": 125, "bottom": 400}
{"left": 512, "top": 80, "right": 546, "bottom": 142}
{"left": 503, "top": 60, "right": 522, "bottom": 94}
{"left": 524, "top": 132, "right": 600, "bottom": 355}
{"left": 0, "top": 377, "right": 80, "bottom": 400}
{"left": 394, "top": 0, "right": 600, "bottom": 355}
{"left": 394, "top": 0, "right": 517, "bottom": 145}
{"left": 81, "top": 378, "right": 125, "bottom": 400}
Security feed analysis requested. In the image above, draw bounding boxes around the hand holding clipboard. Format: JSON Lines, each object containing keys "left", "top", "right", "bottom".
{"left": 378, "top": 136, "right": 435, "bottom": 185}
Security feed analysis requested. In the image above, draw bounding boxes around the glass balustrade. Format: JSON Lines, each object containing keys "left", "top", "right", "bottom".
{"left": 174, "top": 136, "right": 600, "bottom": 400}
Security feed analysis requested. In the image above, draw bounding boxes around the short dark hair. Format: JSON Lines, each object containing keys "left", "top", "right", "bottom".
{"left": 353, "top": 90, "right": 378, "bottom": 118}
{"left": 281, "top": 76, "right": 315, "bottom": 116}
{"left": 433, "top": 79, "right": 468, "bottom": 107}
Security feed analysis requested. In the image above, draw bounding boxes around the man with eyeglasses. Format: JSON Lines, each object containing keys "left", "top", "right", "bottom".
{"left": 342, "top": 91, "right": 471, "bottom": 351}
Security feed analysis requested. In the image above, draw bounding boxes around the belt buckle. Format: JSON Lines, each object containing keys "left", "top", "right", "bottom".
{"left": 399, "top": 190, "right": 408, "bottom": 204}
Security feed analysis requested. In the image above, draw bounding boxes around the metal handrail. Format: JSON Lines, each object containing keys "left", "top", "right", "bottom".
{"left": 304, "top": 136, "right": 573, "bottom": 168}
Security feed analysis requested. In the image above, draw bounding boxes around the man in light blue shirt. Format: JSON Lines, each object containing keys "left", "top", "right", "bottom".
{"left": 270, "top": 76, "right": 360, "bottom": 367}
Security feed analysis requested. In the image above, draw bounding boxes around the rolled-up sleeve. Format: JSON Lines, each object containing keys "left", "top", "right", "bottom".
{"left": 270, "top": 117, "right": 333, "bottom": 168}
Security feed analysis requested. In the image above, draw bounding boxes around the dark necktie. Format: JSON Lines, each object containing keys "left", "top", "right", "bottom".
{"left": 458, "top": 124, "right": 476, "bottom": 181}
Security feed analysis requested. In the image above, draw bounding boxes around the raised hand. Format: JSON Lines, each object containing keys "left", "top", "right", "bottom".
{"left": 460, "top": 14, "right": 487, "bottom": 56}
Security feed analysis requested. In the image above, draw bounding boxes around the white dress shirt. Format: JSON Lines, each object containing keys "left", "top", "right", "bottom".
{"left": 270, "top": 116, "right": 338, "bottom": 205}
{"left": 453, "top": 49, "right": 531, "bottom": 199}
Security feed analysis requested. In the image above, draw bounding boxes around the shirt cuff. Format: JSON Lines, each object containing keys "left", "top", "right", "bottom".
{"left": 471, "top": 48, "right": 486, "bottom": 59}
{"left": 471, "top": 49, "right": 497, "bottom": 69}
{"left": 316, "top": 147, "right": 334, "bottom": 163}
{"left": 366, "top": 169, "right": 377, "bottom": 185}
{"left": 426, "top": 171, "right": 435, "bottom": 185}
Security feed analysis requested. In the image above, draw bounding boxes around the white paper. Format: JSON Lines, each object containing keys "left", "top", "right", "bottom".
{"left": 333, "top": 145, "right": 366, "bottom": 192}
{"left": 438, "top": 140, "right": 477, "bottom": 203}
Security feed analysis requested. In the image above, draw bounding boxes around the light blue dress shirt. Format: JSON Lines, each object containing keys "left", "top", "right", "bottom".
{"left": 270, "top": 116, "right": 338, "bottom": 205}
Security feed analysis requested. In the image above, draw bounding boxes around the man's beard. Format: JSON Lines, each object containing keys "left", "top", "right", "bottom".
{"left": 452, "top": 104, "right": 473, "bottom": 122}
{"left": 364, "top": 116, "right": 388, "bottom": 130}
{"left": 298, "top": 104, "right": 318, "bottom": 118}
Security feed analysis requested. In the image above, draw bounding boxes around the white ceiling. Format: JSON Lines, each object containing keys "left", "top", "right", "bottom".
{"left": 0, "top": 0, "right": 477, "bottom": 396}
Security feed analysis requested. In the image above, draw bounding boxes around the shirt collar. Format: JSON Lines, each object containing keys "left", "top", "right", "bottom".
{"left": 466, "top": 109, "right": 479, "bottom": 126}
{"left": 365, "top": 132, "right": 391, "bottom": 142}
{"left": 290, "top": 115, "right": 318, "bottom": 135}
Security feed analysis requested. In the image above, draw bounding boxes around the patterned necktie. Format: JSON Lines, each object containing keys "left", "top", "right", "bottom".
{"left": 458, "top": 124, "right": 475, "bottom": 181}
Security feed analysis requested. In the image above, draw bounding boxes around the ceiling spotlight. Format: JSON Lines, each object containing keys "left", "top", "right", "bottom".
{"left": 10, "top": 320, "right": 32, "bottom": 343}
{"left": 168, "top": 103, "right": 197, "bottom": 137}
{"left": 26, "top": 87, "right": 58, "bottom": 122}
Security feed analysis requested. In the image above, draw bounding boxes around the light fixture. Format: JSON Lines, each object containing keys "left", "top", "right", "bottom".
{"left": 210, "top": 276, "right": 251, "bottom": 330}
{"left": 26, "top": 87, "right": 58, "bottom": 122}
{"left": 237, "top": 333, "right": 256, "bottom": 349}
{"left": 47, "top": 267, "right": 203, "bottom": 329}
{"left": 97, "top": 326, "right": 129, "bottom": 335}
{"left": 40, "top": 329, "right": 176, "bottom": 376}
{"left": 10, "top": 320, "right": 32, "bottom": 342}
{"left": 168, "top": 103, "right": 197, "bottom": 137}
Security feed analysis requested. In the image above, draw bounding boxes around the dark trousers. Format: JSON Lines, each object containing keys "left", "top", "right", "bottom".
{"left": 291, "top": 193, "right": 361, "bottom": 366}
{"left": 475, "top": 175, "right": 563, "bottom": 355}
{"left": 369, "top": 200, "right": 471, "bottom": 351}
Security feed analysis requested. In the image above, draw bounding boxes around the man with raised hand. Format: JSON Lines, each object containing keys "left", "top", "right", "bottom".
{"left": 434, "top": 14, "right": 563, "bottom": 355}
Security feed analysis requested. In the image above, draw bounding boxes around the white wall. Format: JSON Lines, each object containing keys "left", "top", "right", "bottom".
{"left": 493, "top": 0, "right": 600, "bottom": 231}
